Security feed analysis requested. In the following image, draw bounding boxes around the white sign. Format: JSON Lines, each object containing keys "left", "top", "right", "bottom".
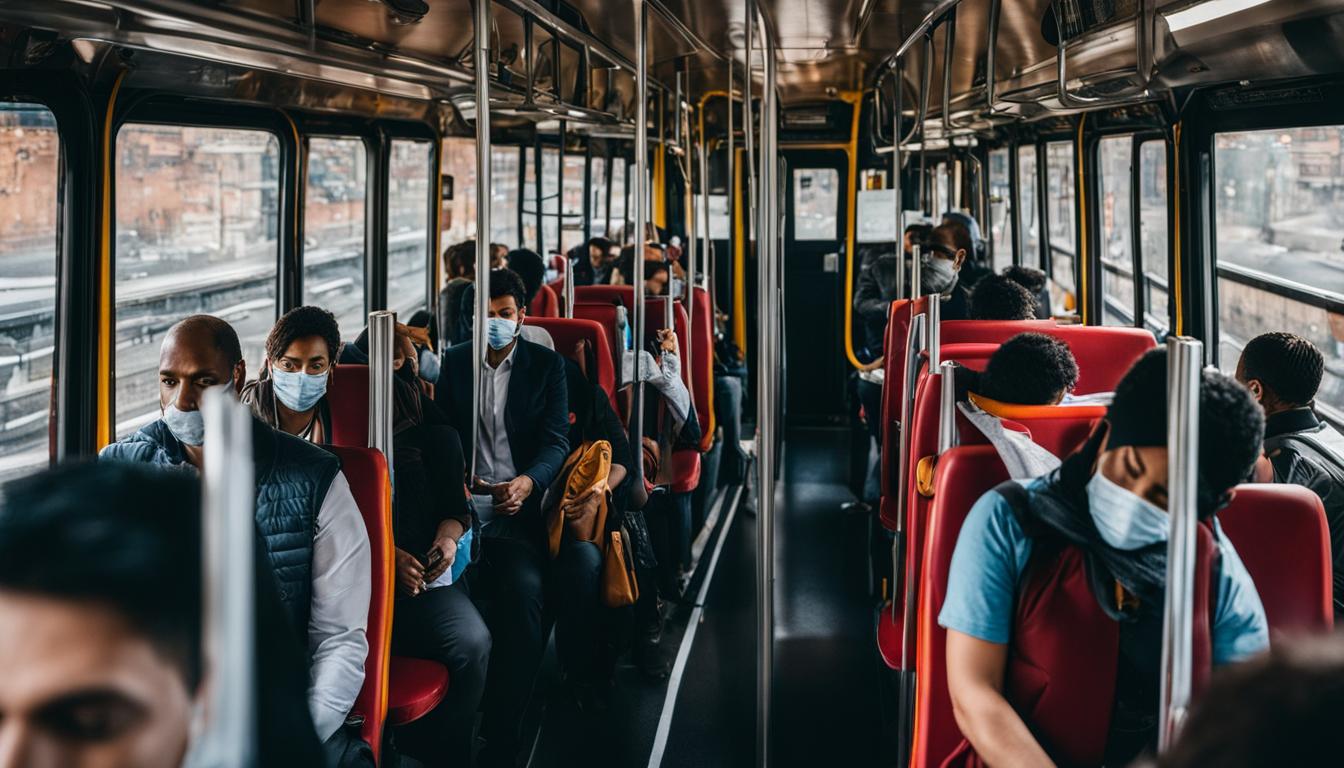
{"left": 856, "top": 189, "right": 898, "bottom": 243}
{"left": 694, "top": 194, "right": 732, "bottom": 240}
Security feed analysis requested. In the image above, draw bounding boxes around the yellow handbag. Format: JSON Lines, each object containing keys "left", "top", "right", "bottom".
{"left": 602, "top": 528, "right": 640, "bottom": 608}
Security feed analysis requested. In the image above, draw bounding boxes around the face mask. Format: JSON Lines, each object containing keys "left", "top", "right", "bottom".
{"left": 271, "top": 369, "right": 328, "bottom": 413}
{"left": 163, "top": 403, "right": 206, "bottom": 447}
{"left": 486, "top": 317, "right": 518, "bottom": 350}
{"left": 1086, "top": 471, "right": 1169, "bottom": 550}
{"left": 419, "top": 347, "right": 441, "bottom": 383}
{"left": 921, "top": 253, "right": 959, "bottom": 295}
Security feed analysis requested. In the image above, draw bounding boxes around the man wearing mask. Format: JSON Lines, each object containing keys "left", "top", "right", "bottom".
{"left": 435, "top": 268, "right": 569, "bottom": 768}
{"left": 921, "top": 222, "right": 973, "bottom": 320}
{"left": 99, "top": 315, "right": 371, "bottom": 761}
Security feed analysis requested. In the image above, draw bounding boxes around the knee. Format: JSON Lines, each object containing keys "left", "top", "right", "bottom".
{"left": 461, "top": 617, "right": 492, "bottom": 670}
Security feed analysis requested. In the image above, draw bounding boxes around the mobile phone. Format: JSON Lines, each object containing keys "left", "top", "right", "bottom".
{"left": 425, "top": 548, "right": 443, "bottom": 569}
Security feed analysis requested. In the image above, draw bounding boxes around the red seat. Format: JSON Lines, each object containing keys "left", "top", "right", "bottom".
{"left": 689, "top": 287, "right": 716, "bottom": 453}
{"left": 576, "top": 284, "right": 635, "bottom": 309}
{"left": 386, "top": 657, "right": 451, "bottom": 726}
{"left": 1219, "top": 484, "right": 1334, "bottom": 637}
{"left": 572, "top": 302, "right": 627, "bottom": 392}
{"left": 328, "top": 365, "right": 370, "bottom": 448}
{"left": 529, "top": 284, "right": 559, "bottom": 318}
{"left": 328, "top": 446, "right": 393, "bottom": 764}
{"left": 525, "top": 316, "right": 618, "bottom": 410}
{"left": 547, "top": 276, "right": 567, "bottom": 314}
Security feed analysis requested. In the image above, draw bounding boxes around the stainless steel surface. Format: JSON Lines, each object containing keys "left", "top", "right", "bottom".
{"left": 470, "top": 0, "right": 492, "bottom": 480}
{"left": 369, "top": 311, "right": 397, "bottom": 483}
{"left": 892, "top": 60, "right": 906, "bottom": 301}
{"left": 910, "top": 243, "right": 923, "bottom": 300}
{"left": 927, "top": 291, "right": 941, "bottom": 366}
{"left": 194, "top": 390, "right": 256, "bottom": 768}
{"left": 937, "top": 360, "right": 958, "bottom": 454}
{"left": 744, "top": 5, "right": 757, "bottom": 249}
{"left": 633, "top": 0, "right": 649, "bottom": 486}
{"left": 1159, "top": 337, "right": 1202, "bottom": 751}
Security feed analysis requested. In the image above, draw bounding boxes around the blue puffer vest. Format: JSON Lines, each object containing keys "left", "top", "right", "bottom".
{"left": 100, "top": 419, "right": 341, "bottom": 635}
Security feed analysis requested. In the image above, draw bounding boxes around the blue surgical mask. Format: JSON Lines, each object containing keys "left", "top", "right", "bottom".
{"left": 162, "top": 404, "right": 206, "bottom": 447}
{"left": 486, "top": 317, "right": 518, "bottom": 350}
{"left": 418, "top": 347, "right": 441, "bottom": 383}
{"left": 921, "top": 253, "right": 959, "bottom": 295}
{"left": 271, "top": 368, "right": 328, "bottom": 413}
{"left": 1086, "top": 471, "right": 1169, "bottom": 550}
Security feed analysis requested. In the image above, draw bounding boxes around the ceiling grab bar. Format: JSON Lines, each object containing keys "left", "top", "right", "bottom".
{"left": 941, "top": 9, "right": 978, "bottom": 134}
{"left": 1053, "top": 0, "right": 1155, "bottom": 109}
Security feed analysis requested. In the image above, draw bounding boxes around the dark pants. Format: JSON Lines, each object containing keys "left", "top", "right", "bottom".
{"left": 646, "top": 492, "right": 692, "bottom": 593}
{"left": 391, "top": 580, "right": 491, "bottom": 763}
{"left": 715, "top": 375, "right": 748, "bottom": 485}
{"left": 857, "top": 378, "right": 883, "bottom": 445}
{"left": 553, "top": 538, "right": 604, "bottom": 681}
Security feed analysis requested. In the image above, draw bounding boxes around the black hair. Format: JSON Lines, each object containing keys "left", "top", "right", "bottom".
{"left": 1003, "top": 265, "right": 1048, "bottom": 295}
{"left": 506, "top": 248, "right": 546, "bottom": 304}
{"left": 905, "top": 223, "right": 933, "bottom": 242}
{"left": 443, "top": 239, "right": 476, "bottom": 279}
{"left": 174, "top": 315, "right": 243, "bottom": 367}
{"left": 1161, "top": 637, "right": 1344, "bottom": 768}
{"left": 644, "top": 256, "right": 670, "bottom": 282}
{"left": 970, "top": 274, "right": 1039, "bottom": 321}
{"left": 978, "top": 332, "right": 1079, "bottom": 405}
{"left": 588, "top": 236, "right": 613, "bottom": 253}
{"left": 930, "top": 221, "right": 973, "bottom": 255}
{"left": 265, "top": 305, "right": 341, "bottom": 364}
{"left": 0, "top": 461, "right": 202, "bottom": 689}
{"left": 1239, "top": 331, "right": 1324, "bottom": 407}
{"left": 1106, "top": 348, "right": 1264, "bottom": 505}
{"left": 488, "top": 267, "right": 529, "bottom": 311}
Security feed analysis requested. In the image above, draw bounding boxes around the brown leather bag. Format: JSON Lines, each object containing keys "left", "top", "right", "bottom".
{"left": 548, "top": 440, "right": 611, "bottom": 558}
{"left": 602, "top": 527, "right": 639, "bottom": 608}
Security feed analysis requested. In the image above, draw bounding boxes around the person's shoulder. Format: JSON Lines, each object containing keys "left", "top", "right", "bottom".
{"left": 98, "top": 420, "right": 170, "bottom": 462}
{"left": 261, "top": 423, "right": 340, "bottom": 470}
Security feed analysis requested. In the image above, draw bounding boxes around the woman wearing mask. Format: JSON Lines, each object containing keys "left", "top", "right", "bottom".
{"left": 921, "top": 222, "right": 973, "bottom": 320}
{"left": 242, "top": 305, "right": 490, "bottom": 766}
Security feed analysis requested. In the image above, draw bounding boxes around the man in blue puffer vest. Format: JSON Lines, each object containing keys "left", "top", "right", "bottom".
{"left": 100, "top": 315, "right": 371, "bottom": 761}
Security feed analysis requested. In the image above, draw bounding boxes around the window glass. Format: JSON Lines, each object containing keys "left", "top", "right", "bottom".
{"left": 303, "top": 137, "right": 366, "bottom": 338}
{"left": 1215, "top": 126, "right": 1344, "bottom": 417}
{"left": 988, "top": 147, "right": 1013, "bottom": 271}
{"left": 522, "top": 146, "right": 537, "bottom": 252}
{"left": 933, "top": 161, "right": 949, "bottom": 216}
{"left": 490, "top": 146, "right": 520, "bottom": 248}
{"left": 590, "top": 156, "right": 607, "bottom": 242}
{"left": 440, "top": 137, "right": 476, "bottom": 266}
{"left": 1045, "top": 141, "right": 1076, "bottom": 311}
{"left": 562, "top": 153, "right": 586, "bottom": 255}
{"left": 792, "top": 168, "right": 839, "bottom": 241}
{"left": 1018, "top": 146, "right": 1039, "bottom": 270}
{"left": 1139, "top": 140, "right": 1169, "bottom": 334}
{"left": 540, "top": 146, "right": 560, "bottom": 256}
{"left": 115, "top": 125, "right": 279, "bottom": 437}
{"left": 388, "top": 139, "right": 431, "bottom": 318}
{"left": 609, "top": 156, "right": 627, "bottom": 242}
{"left": 0, "top": 104, "right": 59, "bottom": 482}
{"left": 1099, "top": 136, "right": 1135, "bottom": 326}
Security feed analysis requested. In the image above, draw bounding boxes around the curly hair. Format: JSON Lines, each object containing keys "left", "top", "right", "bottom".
{"left": 265, "top": 305, "right": 341, "bottom": 363}
{"left": 442, "top": 239, "right": 477, "bottom": 280}
{"left": 970, "top": 274, "right": 1039, "bottom": 320}
{"left": 978, "top": 332, "right": 1079, "bottom": 405}
{"left": 1003, "top": 265, "right": 1048, "bottom": 295}
{"left": 1239, "top": 331, "right": 1324, "bottom": 407}
{"left": 488, "top": 267, "right": 529, "bottom": 311}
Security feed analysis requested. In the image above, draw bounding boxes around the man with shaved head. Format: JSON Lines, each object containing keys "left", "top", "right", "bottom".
{"left": 100, "top": 315, "right": 373, "bottom": 762}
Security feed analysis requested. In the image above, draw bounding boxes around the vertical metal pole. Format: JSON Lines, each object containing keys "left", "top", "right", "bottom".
{"left": 927, "top": 289, "right": 941, "bottom": 366}
{"left": 937, "top": 360, "right": 958, "bottom": 454}
{"left": 1160, "top": 337, "right": 1202, "bottom": 751}
{"left": 565, "top": 243, "right": 575, "bottom": 318}
{"left": 726, "top": 66, "right": 735, "bottom": 310}
{"left": 195, "top": 390, "right": 255, "bottom": 768}
{"left": 368, "top": 311, "right": 396, "bottom": 483}
{"left": 631, "top": 0, "right": 648, "bottom": 484}
{"left": 744, "top": 13, "right": 757, "bottom": 249}
{"left": 910, "top": 243, "right": 923, "bottom": 300}
{"left": 918, "top": 35, "right": 931, "bottom": 215}
{"left": 471, "top": 0, "right": 492, "bottom": 478}
{"left": 892, "top": 58, "right": 906, "bottom": 302}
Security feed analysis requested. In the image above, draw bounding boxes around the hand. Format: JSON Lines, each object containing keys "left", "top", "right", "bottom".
{"left": 494, "top": 475, "right": 535, "bottom": 516}
{"left": 470, "top": 476, "right": 496, "bottom": 495}
{"left": 656, "top": 328, "right": 678, "bottom": 354}
{"left": 574, "top": 478, "right": 608, "bottom": 506}
{"left": 423, "top": 536, "right": 458, "bottom": 584}
{"left": 395, "top": 548, "right": 426, "bottom": 597}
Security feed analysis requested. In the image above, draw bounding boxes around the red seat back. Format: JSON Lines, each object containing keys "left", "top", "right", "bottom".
{"left": 575, "top": 284, "right": 634, "bottom": 309}
{"left": 1219, "top": 484, "right": 1334, "bottom": 637}
{"left": 689, "top": 287, "right": 716, "bottom": 452}
{"left": 572, "top": 302, "right": 626, "bottom": 384}
{"left": 547, "top": 277, "right": 567, "bottom": 314}
{"left": 328, "top": 446, "right": 393, "bottom": 765}
{"left": 529, "top": 284, "right": 559, "bottom": 318}
{"left": 525, "top": 317, "right": 618, "bottom": 410}
{"left": 328, "top": 365, "right": 370, "bottom": 448}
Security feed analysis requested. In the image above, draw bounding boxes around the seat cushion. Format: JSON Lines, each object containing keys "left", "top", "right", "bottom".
{"left": 386, "top": 656, "right": 450, "bottom": 726}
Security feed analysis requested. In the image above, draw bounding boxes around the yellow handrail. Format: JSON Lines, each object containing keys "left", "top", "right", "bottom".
{"left": 97, "top": 70, "right": 128, "bottom": 450}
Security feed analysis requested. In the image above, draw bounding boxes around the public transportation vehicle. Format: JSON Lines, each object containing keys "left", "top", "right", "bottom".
{"left": 1, "top": 0, "right": 1343, "bottom": 765}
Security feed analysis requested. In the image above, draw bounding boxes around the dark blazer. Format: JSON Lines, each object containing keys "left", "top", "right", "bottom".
{"left": 436, "top": 338, "right": 570, "bottom": 491}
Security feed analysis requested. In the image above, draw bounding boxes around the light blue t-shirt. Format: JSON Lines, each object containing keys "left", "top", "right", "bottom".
{"left": 938, "top": 479, "right": 1270, "bottom": 665}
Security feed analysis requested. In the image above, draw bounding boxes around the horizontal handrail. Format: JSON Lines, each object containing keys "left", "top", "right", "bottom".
{"left": 1218, "top": 260, "right": 1344, "bottom": 315}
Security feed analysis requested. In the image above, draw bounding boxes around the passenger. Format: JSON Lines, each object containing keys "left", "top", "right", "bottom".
{"left": 970, "top": 332, "right": 1078, "bottom": 406}
{"left": 941, "top": 349, "right": 1268, "bottom": 767}
{"left": 611, "top": 243, "right": 664, "bottom": 289}
{"left": 1003, "top": 264, "right": 1053, "bottom": 320}
{"left": 1158, "top": 636, "right": 1344, "bottom": 768}
{"left": 968, "top": 273, "right": 1040, "bottom": 321}
{"left": 506, "top": 247, "right": 549, "bottom": 311}
{"left": 241, "top": 306, "right": 490, "bottom": 763}
{"left": 435, "top": 268, "right": 570, "bottom": 767}
{"left": 98, "top": 315, "right": 372, "bottom": 758}
{"left": 643, "top": 256, "right": 671, "bottom": 296}
{"left": 439, "top": 239, "right": 478, "bottom": 346}
{"left": 941, "top": 212, "right": 992, "bottom": 289}
{"left": 921, "top": 223, "right": 973, "bottom": 320}
{"left": 489, "top": 242, "right": 509, "bottom": 269}
{"left": 1235, "top": 332, "right": 1344, "bottom": 618}
{"left": 458, "top": 279, "right": 556, "bottom": 350}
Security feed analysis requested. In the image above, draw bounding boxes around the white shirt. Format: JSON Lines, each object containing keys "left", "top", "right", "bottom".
{"left": 477, "top": 344, "right": 518, "bottom": 484}
{"left": 307, "top": 471, "right": 372, "bottom": 741}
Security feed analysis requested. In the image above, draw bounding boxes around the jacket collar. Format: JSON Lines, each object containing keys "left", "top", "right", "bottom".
{"left": 1265, "top": 406, "right": 1322, "bottom": 439}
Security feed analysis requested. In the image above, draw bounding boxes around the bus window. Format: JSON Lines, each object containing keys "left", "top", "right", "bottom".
{"left": 610, "top": 156, "right": 627, "bottom": 242}
{"left": 440, "top": 137, "right": 476, "bottom": 260}
{"left": 1018, "top": 146, "right": 1039, "bottom": 270}
{"left": 933, "top": 161, "right": 949, "bottom": 215}
{"left": 388, "top": 139, "right": 431, "bottom": 317}
{"left": 792, "top": 168, "right": 839, "bottom": 241}
{"left": 1045, "top": 140, "right": 1076, "bottom": 312}
{"left": 1215, "top": 125, "right": 1344, "bottom": 418}
{"left": 988, "top": 147, "right": 1013, "bottom": 271}
{"left": 304, "top": 137, "right": 366, "bottom": 337}
{"left": 590, "top": 155, "right": 607, "bottom": 242}
{"left": 1138, "top": 140, "right": 1169, "bottom": 334}
{"left": 562, "top": 152, "right": 585, "bottom": 255}
{"left": 541, "top": 145, "right": 559, "bottom": 255}
{"left": 522, "top": 146, "right": 537, "bottom": 252}
{"left": 115, "top": 125, "right": 280, "bottom": 437}
{"left": 0, "top": 104, "right": 59, "bottom": 482}
{"left": 1099, "top": 135, "right": 1135, "bottom": 326}
{"left": 491, "top": 146, "right": 520, "bottom": 248}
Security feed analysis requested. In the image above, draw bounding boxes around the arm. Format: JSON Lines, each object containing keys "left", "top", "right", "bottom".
{"left": 306, "top": 472, "right": 372, "bottom": 741}
{"left": 1210, "top": 524, "right": 1270, "bottom": 665}
{"left": 521, "top": 353, "right": 571, "bottom": 490}
{"left": 946, "top": 631, "right": 1057, "bottom": 768}
{"left": 853, "top": 261, "right": 891, "bottom": 322}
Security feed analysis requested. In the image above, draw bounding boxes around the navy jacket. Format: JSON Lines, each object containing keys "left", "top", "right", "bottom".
{"left": 437, "top": 338, "right": 570, "bottom": 493}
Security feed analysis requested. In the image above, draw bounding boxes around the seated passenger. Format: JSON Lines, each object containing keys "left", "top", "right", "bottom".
{"left": 571, "top": 236, "right": 617, "bottom": 286}
{"left": 458, "top": 279, "right": 555, "bottom": 350}
{"left": 975, "top": 332, "right": 1078, "bottom": 406}
{"left": 941, "top": 349, "right": 1268, "bottom": 767}
{"left": 435, "top": 268, "right": 569, "bottom": 767}
{"left": 439, "top": 239, "right": 478, "bottom": 347}
{"left": 968, "top": 273, "right": 1040, "bottom": 321}
{"left": 507, "top": 247, "right": 550, "bottom": 313}
{"left": 941, "top": 211, "right": 992, "bottom": 289}
{"left": 1235, "top": 332, "right": 1344, "bottom": 618}
{"left": 99, "top": 315, "right": 371, "bottom": 754}
{"left": 241, "top": 306, "right": 490, "bottom": 762}
{"left": 1003, "top": 264, "right": 1053, "bottom": 320}
{"left": 922, "top": 223, "right": 973, "bottom": 320}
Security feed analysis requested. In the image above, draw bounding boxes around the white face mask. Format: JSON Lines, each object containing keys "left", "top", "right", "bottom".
{"left": 1086, "top": 471, "right": 1169, "bottom": 550}
{"left": 162, "top": 403, "right": 206, "bottom": 447}
{"left": 921, "top": 253, "right": 959, "bottom": 295}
